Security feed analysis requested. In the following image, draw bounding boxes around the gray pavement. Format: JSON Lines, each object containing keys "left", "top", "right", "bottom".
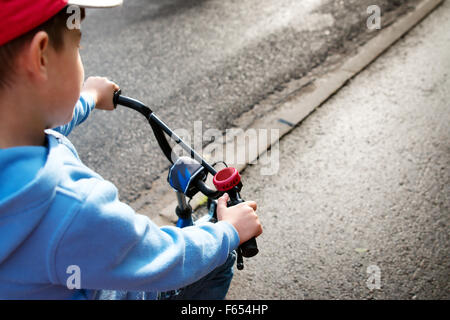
{"left": 226, "top": 0, "right": 449, "bottom": 299}
{"left": 70, "top": 0, "right": 418, "bottom": 203}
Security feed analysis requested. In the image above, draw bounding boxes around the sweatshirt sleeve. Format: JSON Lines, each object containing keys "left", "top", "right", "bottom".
{"left": 48, "top": 179, "right": 240, "bottom": 292}
{"left": 52, "top": 93, "right": 96, "bottom": 137}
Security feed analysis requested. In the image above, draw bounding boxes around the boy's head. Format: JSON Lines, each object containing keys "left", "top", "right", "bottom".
{"left": 0, "top": 0, "right": 122, "bottom": 129}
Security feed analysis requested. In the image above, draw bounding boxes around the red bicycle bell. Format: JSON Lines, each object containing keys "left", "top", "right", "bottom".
{"left": 213, "top": 167, "right": 241, "bottom": 192}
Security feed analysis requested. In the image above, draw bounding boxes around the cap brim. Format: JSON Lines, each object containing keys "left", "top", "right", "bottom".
{"left": 67, "top": 0, "right": 123, "bottom": 8}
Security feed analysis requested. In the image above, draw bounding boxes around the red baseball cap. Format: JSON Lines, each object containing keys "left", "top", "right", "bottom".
{"left": 0, "top": 0, "right": 123, "bottom": 46}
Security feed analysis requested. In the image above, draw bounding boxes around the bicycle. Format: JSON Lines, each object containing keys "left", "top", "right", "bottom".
{"left": 112, "top": 90, "right": 258, "bottom": 271}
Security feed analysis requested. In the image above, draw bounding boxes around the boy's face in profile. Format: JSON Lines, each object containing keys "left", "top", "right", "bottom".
{"left": 0, "top": 3, "right": 120, "bottom": 149}
{"left": 44, "top": 26, "right": 85, "bottom": 128}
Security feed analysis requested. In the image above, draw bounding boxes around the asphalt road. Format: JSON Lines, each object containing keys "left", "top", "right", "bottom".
{"left": 70, "top": 0, "right": 418, "bottom": 203}
{"left": 226, "top": 0, "right": 449, "bottom": 299}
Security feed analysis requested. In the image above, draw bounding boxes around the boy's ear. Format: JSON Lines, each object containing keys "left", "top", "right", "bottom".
{"left": 24, "top": 31, "right": 51, "bottom": 82}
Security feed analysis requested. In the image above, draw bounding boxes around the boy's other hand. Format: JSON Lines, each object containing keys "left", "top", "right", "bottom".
{"left": 216, "top": 193, "right": 262, "bottom": 245}
{"left": 82, "top": 77, "right": 119, "bottom": 111}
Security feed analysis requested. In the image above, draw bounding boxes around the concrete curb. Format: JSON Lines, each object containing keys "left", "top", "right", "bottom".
{"left": 131, "top": 0, "right": 444, "bottom": 225}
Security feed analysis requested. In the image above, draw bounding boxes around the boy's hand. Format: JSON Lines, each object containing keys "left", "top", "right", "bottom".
{"left": 82, "top": 77, "right": 120, "bottom": 111}
{"left": 216, "top": 193, "right": 262, "bottom": 245}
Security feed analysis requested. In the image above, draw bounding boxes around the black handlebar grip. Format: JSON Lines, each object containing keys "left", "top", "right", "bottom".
{"left": 227, "top": 197, "right": 259, "bottom": 258}
{"left": 113, "top": 89, "right": 122, "bottom": 108}
{"left": 240, "top": 237, "right": 259, "bottom": 258}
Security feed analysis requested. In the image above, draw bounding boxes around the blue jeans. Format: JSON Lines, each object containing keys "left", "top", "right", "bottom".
{"left": 95, "top": 251, "right": 236, "bottom": 300}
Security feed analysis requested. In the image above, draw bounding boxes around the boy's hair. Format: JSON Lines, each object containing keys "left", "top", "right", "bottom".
{"left": 0, "top": 6, "right": 85, "bottom": 89}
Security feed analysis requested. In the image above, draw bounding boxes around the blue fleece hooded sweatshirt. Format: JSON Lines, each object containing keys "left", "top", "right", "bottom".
{"left": 0, "top": 94, "right": 239, "bottom": 299}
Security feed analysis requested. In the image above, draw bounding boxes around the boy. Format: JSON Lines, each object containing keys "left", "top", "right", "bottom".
{"left": 0, "top": 0, "right": 262, "bottom": 300}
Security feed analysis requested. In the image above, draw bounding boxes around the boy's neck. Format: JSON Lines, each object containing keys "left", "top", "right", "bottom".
{"left": 0, "top": 90, "right": 46, "bottom": 149}
{"left": 0, "top": 127, "right": 46, "bottom": 149}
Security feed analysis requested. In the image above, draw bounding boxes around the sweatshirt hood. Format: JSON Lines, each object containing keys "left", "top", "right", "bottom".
{"left": 0, "top": 135, "right": 62, "bottom": 263}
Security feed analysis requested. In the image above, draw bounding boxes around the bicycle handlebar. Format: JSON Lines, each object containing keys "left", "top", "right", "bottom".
{"left": 194, "top": 179, "right": 220, "bottom": 198}
{"left": 113, "top": 90, "right": 217, "bottom": 174}
{"left": 113, "top": 89, "right": 258, "bottom": 265}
